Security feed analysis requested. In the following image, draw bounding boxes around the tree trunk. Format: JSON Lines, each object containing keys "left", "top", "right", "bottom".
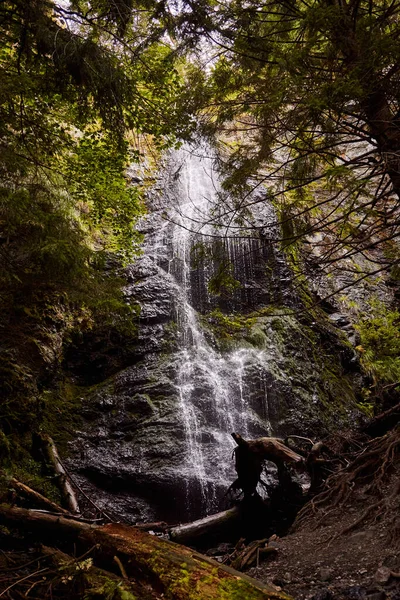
{"left": 362, "top": 88, "right": 400, "bottom": 199}
{"left": 328, "top": 11, "right": 400, "bottom": 200}
{"left": 231, "top": 433, "right": 305, "bottom": 496}
{"left": 169, "top": 506, "right": 241, "bottom": 545}
{"left": 0, "top": 505, "right": 290, "bottom": 600}
{"left": 37, "top": 433, "right": 80, "bottom": 514}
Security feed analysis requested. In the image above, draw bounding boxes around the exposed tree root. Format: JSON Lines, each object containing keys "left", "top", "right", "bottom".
{"left": 294, "top": 427, "right": 400, "bottom": 535}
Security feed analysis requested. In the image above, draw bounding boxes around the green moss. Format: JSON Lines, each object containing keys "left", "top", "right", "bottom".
{"left": 318, "top": 367, "right": 356, "bottom": 410}
{"left": 356, "top": 400, "right": 374, "bottom": 417}
{"left": 216, "top": 577, "right": 291, "bottom": 600}
{"left": 137, "top": 539, "right": 290, "bottom": 600}
{"left": 84, "top": 579, "right": 137, "bottom": 600}
{"left": 39, "top": 379, "right": 85, "bottom": 453}
{"left": 201, "top": 309, "right": 257, "bottom": 350}
{"left": 201, "top": 302, "right": 360, "bottom": 431}
{"left": 355, "top": 301, "right": 400, "bottom": 387}
{"left": 244, "top": 327, "right": 267, "bottom": 349}
{"left": 269, "top": 318, "right": 285, "bottom": 333}
{"left": 6, "top": 454, "right": 63, "bottom": 505}
{"left": 169, "top": 563, "right": 191, "bottom": 596}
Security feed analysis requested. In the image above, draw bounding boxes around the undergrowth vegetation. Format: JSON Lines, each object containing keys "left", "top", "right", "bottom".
{"left": 355, "top": 302, "right": 400, "bottom": 391}
{"left": 0, "top": 0, "right": 188, "bottom": 470}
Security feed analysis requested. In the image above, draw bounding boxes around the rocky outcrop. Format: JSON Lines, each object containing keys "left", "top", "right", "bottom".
{"left": 65, "top": 147, "right": 365, "bottom": 526}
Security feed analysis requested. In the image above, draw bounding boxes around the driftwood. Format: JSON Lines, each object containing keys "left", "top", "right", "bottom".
{"left": 37, "top": 433, "right": 80, "bottom": 514}
{"left": 230, "top": 538, "right": 278, "bottom": 571}
{"left": 169, "top": 506, "right": 241, "bottom": 545}
{"left": 231, "top": 433, "right": 305, "bottom": 497}
{"left": 0, "top": 505, "right": 290, "bottom": 600}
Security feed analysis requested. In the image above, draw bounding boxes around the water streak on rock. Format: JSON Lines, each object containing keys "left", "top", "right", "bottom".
{"left": 156, "top": 145, "right": 272, "bottom": 515}
{"left": 66, "top": 143, "right": 360, "bottom": 524}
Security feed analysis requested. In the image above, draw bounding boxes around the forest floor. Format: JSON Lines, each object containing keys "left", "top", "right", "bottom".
{"left": 197, "top": 420, "right": 400, "bottom": 600}
{"left": 248, "top": 491, "right": 400, "bottom": 600}
{"left": 0, "top": 418, "right": 399, "bottom": 599}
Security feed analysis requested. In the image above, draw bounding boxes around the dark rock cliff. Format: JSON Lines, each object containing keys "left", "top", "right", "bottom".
{"left": 64, "top": 147, "right": 365, "bottom": 524}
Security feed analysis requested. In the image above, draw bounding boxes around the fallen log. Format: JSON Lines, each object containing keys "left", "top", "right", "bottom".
{"left": 1, "top": 473, "right": 70, "bottom": 515}
{"left": 6, "top": 544, "right": 161, "bottom": 600}
{"left": 169, "top": 506, "right": 241, "bottom": 545}
{"left": 135, "top": 520, "right": 169, "bottom": 532}
{"left": 0, "top": 505, "right": 290, "bottom": 600}
{"left": 37, "top": 433, "right": 80, "bottom": 514}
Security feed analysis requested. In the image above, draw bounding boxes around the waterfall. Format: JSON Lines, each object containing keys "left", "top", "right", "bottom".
{"left": 67, "top": 141, "right": 302, "bottom": 525}
{"left": 66, "top": 142, "right": 358, "bottom": 525}
{"left": 147, "top": 144, "right": 275, "bottom": 517}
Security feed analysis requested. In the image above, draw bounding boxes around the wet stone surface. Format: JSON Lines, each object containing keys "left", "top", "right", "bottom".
{"left": 66, "top": 145, "right": 364, "bottom": 525}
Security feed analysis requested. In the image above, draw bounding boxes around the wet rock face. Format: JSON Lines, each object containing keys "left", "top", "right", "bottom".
{"left": 67, "top": 146, "right": 363, "bottom": 525}
{"left": 189, "top": 235, "right": 296, "bottom": 315}
{"left": 126, "top": 256, "right": 174, "bottom": 325}
{"left": 68, "top": 354, "right": 190, "bottom": 523}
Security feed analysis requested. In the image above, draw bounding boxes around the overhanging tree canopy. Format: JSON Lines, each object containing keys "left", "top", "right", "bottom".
{"left": 0, "top": 0, "right": 190, "bottom": 431}
{"left": 0, "top": 0, "right": 191, "bottom": 310}
{"left": 171, "top": 0, "right": 400, "bottom": 288}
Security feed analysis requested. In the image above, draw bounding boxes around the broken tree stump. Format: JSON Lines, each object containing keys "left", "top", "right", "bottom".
{"left": 0, "top": 505, "right": 291, "bottom": 600}
{"left": 231, "top": 433, "right": 305, "bottom": 496}
{"left": 229, "top": 538, "right": 279, "bottom": 571}
{"left": 232, "top": 433, "right": 305, "bottom": 465}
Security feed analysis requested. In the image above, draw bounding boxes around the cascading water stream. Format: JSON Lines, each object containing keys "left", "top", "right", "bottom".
{"left": 150, "top": 145, "right": 273, "bottom": 516}
{"left": 66, "top": 141, "right": 337, "bottom": 525}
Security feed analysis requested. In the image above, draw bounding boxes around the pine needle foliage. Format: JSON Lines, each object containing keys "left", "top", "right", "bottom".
{"left": 170, "top": 0, "right": 400, "bottom": 289}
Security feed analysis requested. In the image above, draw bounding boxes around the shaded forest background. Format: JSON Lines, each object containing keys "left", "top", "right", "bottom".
{"left": 0, "top": 2, "right": 399, "bottom": 598}
{"left": 1, "top": 0, "right": 399, "bottom": 450}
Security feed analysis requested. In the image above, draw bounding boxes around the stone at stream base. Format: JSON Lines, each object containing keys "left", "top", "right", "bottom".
{"left": 318, "top": 568, "right": 333, "bottom": 582}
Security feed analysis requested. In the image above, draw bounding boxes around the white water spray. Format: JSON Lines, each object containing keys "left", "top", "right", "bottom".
{"left": 150, "top": 145, "right": 273, "bottom": 515}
